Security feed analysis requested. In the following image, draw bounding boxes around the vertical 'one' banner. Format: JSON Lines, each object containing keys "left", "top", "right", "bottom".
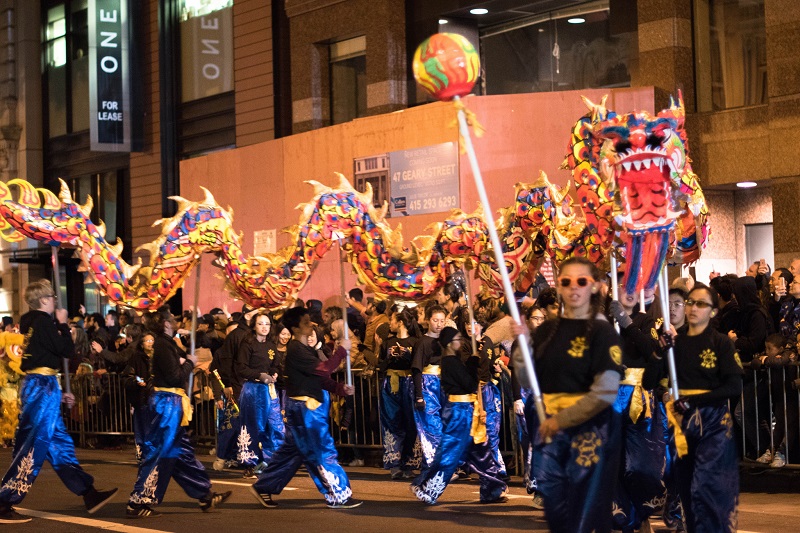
{"left": 89, "top": 0, "right": 131, "bottom": 152}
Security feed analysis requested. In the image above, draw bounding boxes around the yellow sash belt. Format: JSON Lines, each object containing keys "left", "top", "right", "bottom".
{"left": 27, "top": 367, "right": 59, "bottom": 376}
{"left": 447, "top": 392, "right": 488, "bottom": 444}
{"left": 154, "top": 387, "right": 193, "bottom": 427}
{"left": 386, "top": 369, "right": 412, "bottom": 394}
{"left": 290, "top": 395, "right": 322, "bottom": 411}
{"left": 422, "top": 364, "right": 441, "bottom": 376}
{"left": 621, "top": 368, "right": 651, "bottom": 423}
{"left": 268, "top": 383, "right": 278, "bottom": 400}
{"left": 542, "top": 392, "right": 585, "bottom": 416}
{"left": 666, "top": 389, "right": 711, "bottom": 458}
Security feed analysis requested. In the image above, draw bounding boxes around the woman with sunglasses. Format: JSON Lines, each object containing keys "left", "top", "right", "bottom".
{"left": 526, "top": 257, "right": 623, "bottom": 533}
{"left": 607, "top": 286, "right": 666, "bottom": 533}
{"left": 411, "top": 327, "right": 507, "bottom": 504}
{"left": 235, "top": 312, "right": 284, "bottom": 479}
{"left": 644, "top": 283, "right": 742, "bottom": 532}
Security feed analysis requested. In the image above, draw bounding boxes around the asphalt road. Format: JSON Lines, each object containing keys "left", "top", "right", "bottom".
{"left": 1, "top": 447, "right": 797, "bottom": 532}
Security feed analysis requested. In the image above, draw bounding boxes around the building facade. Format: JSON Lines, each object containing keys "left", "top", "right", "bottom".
{"left": 0, "top": 0, "right": 797, "bottom": 317}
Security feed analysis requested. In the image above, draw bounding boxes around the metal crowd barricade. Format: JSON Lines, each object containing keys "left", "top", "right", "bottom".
{"left": 735, "top": 362, "right": 800, "bottom": 465}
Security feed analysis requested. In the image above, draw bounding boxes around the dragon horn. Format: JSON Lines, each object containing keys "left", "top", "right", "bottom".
{"left": 96, "top": 220, "right": 107, "bottom": 238}
{"left": 58, "top": 179, "right": 73, "bottom": 203}
{"left": 118, "top": 257, "right": 142, "bottom": 281}
{"left": 580, "top": 94, "right": 609, "bottom": 121}
{"left": 109, "top": 237, "right": 124, "bottom": 258}
{"left": 80, "top": 195, "right": 94, "bottom": 217}
{"left": 335, "top": 172, "right": 353, "bottom": 191}
{"left": 168, "top": 195, "right": 192, "bottom": 212}
{"left": 227, "top": 205, "right": 234, "bottom": 220}
{"left": 38, "top": 187, "right": 61, "bottom": 209}
{"left": 200, "top": 186, "right": 217, "bottom": 206}
{"left": 8, "top": 179, "right": 40, "bottom": 208}
{"left": 306, "top": 180, "right": 329, "bottom": 197}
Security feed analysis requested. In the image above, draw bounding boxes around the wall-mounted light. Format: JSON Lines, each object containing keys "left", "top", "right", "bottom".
{"left": 439, "top": 19, "right": 448, "bottom": 24}
{"left": 567, "top": 17, "right": 586, "bottom": 24}
{"left": 470, "top": 8, "right": 489, "bottom": 15}
{"left": 736, "top": 181, "right": 757, "bottom": 188}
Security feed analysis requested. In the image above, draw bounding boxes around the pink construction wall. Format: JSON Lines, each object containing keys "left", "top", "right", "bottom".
{"left": 180, "top": 87, "right": 655, "bottom": 312}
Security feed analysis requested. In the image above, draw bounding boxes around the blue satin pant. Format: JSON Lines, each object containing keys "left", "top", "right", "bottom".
{"left": 675, "top": 404, "right": 738, "bottom": 533}
{"left": 128, "top": 391, "right": 211, "bottom": 505}
{"left": 413, "top": 374, "right": 443, "bottom": 468}
{"left": 237, "top": 382, "right": 285, "bottom": 466}
{"left": 254, "top": 392, "right": 353, "bottom": 505}
{"left": 482, "top": 381, "right": 506, "bottom": 475}
{"left": 534, "top": 407, "right": 622, "bottom": 533}
{"left": 0, "top": 374, "right": 94, "bottom": 506}
{"left": 412, "top": 400, "right": 506, "bottom": 504}
{"left": 611, "top": 384, "right": 667, "bottom": 531}
{"left": 132, "top": 405, "right": 152, "bottom": 462}
{"left": 380, "top": 376, "right": 419, "bottom": 470}
{"left": 215, "top": 395, "right": 241, "bottom": 461}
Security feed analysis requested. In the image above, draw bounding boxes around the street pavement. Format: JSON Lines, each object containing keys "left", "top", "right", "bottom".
{"left": 1, "top": 447, "right": 797, "bottom": 532}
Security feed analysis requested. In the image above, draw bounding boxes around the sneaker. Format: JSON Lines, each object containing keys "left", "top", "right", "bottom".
{"left": 249, "top": 485, "right": 278, "bottom": 508}
{"left": 401, "top": 469, "right": 416, "bottom": 479}
{"left": 199, "top": 490, "right": 232, "bottom": 512}
{"left": 390, "top": 467, "right": 403, "bottom": 480}
{"left": 126, "top": 503, "right": 161, "bottom": 518}
{"left": 212, "top": 458, "right": 226, "bottom": 471}
{"left": 327, "top": 497, "right": 364, "bottom": 509}
{"left": 756, "top": 449, "right": 773, "bottom": 464}
{"left": 531, "top": 492, "right": 545, "bottom": 510}
{"left": 480, "top": 495, "right": 508, "bottom": 504}
{"left": 348, "top": 459, "right": 364, "bottom": 467}
{"left": 84, "top": 487, "right": 119, "bottom": 514}
{"left": 770, "top": 451, "right": 786, "bottom": 468}
{"left": 0, "top": 506, "right": 32, "bottom": 523}
{"left": 243, "top": 467, "right": 257, "bottom": 479}
{"left": 254, "top": 461, "right": 269, "bottom": 474}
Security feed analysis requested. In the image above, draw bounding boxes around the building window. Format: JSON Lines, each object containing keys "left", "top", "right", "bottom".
{"left": 179, "top": 0, "right": 234, "bottom": 102}
{"left": 44, "top": 0, "right": 89, "bottom": 139}
{"left": 330, "top": 36, "right": 366, "bottom": 125}
{"left": 354, "top": 154, "right": 389, "bottom": 209}
{"left": 481, "top": 1, "right": 634, "bottom": 95}
{"left": 694, "top": 0, "right": 767, "bottom": 111}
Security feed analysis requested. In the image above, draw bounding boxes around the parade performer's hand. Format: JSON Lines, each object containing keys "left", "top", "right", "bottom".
{"left": 55, "top": 308, "right": 69, "bottom": 324}
{"left": 224, "top": 386, "right": 233, "bottom": 398}
{"left": 539, "top": 417, "right": 560, "bottom": 440}
{"left": 728, "top": 330, "right": 738, "bottom": 342}
{"left": 259, "top": 373, "right": 275, "bottom": 384}
{"left": 339, "top": 336, "right": 352, "bottom": 353}
{"left": 511, "top": 322, "right": 530, "bottom": 339}
{"left": 415, "top": 398, "right": 426, "bottom": 411}
{"left": 674, "top": 398, "right": 692, "bottom": 415}
{"left": 608, "top": 301, "right": 632, "bottom": 329}
{"left": 62, "top": 392, "right": 75, "bottom": 409}
{"left": 343, "top": 384, "right": 355, "bottom": 396}
{"left": 514, "top": 399, "right": 525, "bottom": 416}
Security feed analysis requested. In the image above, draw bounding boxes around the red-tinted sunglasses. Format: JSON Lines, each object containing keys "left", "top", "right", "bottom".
{"left": 557, "top": 276, "right": 592, "bottom": 288}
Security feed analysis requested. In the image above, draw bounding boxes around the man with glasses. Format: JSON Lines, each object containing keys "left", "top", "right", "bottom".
{"left": 0, "top": 280, "right": 117, "bottom": 524}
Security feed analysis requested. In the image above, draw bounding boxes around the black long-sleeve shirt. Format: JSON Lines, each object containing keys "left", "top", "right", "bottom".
{"left": 209, "top": 324, "right": 249, "bottom": 398}
{"left": 123, "top": 348, "right": 151, "bottom": 407}
{"left": 235, "top": 336, "right": 280, "bottom": 383}
{"left": 285, "top": 340, "right": 348, "bottom": 402}
{"left": 620, "top": 312, "right": 661, "bottom": 368}
{"left": 151, "top": 333, "right": 193, "bottom": 389}
{"left": 411, "top": 335, "right": 441, "bottom": 400}
{"left": 19, "top": 310, "right": 74, "bottom": 372}
{"left": 441, "top": 354, "right": 479, "bottom": 396}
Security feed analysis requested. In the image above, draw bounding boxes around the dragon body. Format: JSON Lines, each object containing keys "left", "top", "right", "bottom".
{"left": 0, "top": 95, "right": 708, "bottom": 309}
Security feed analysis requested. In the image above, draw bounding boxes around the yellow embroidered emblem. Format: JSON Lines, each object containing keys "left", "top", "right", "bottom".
{"left": 721, "top": 412, "right": 733, "bottom": 439}
{"left": 268, "top": 349, "right": 275, "bottom": 360}
{"left": 733, "top": 352, "right": 742, "bottom": 369}
{"left": 609, "top": 346, "right": 622, "bottom": 365}
{"left": 651, "top": 328, "right": 658, "bottom": 340}
{"left": 655, "top": 317, "right": 663, "bottom": 329}
{"left": 568, "top": 337, "right": 588, "bottom": 358}
{"left": 572, "top": 431, "right": 602, "bottom": 467}
{"left": 700, "top": 349, "right": 717, "bottom": 369}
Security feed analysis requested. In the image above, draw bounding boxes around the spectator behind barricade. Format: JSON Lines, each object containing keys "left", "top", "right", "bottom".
{"left": 118, "top": 309, "right": 133, "bottom": 329}
{"left": 730, "top": 276, "right": 771, "bottom": 363}
{"left": 105, "top": 310, "right": 120, "bottom": 340}
{"left": 484, "top": 299, "right": 516, "bottom": 346}
{"left": 194, "top": 331, "right": 214, "bottom": 371}
{"left": 535, "top": 288, "right": 560, "bottom": 320}
{"left": 362, "top": 299, "right": 389, "bottom": 363}
{"left": 85, "top": 312, "right": 113, "bottom": 353}
{"left": 70, "top": 320, "right": 93, "bottom": 373}
{"left": 746, "top": 258, "right": 773, "bottom": 308}
{"left": 436, "top": 276, "right": 466, "bottom": 328}
{"left": 751, "top": 334, "right": 798, "bottom": 468}
{"left": 308, "top": 326, "right": 330, "bottom": 361}
{"left": 91, "top": 323, "right": 143, "bottom": 373}
{"left": 323, "top": 305, "right": 343, "bottom": 327}
{"left": 345, "top": 288, "right": 367, "bottom": 342}
{"left": 710, "top": 275, "right": 741, "bottom": 337}
{"left": 772, "top": 269, "right": 798, "bottom": 338}
{"left": 200, "top": 314, "right": 224, "bottom": 353}
{"left": 330, "top": 318, "right": 367, "bottom": 370}
{"left": 307, "top": 299, "right": 324, "bottom": 326}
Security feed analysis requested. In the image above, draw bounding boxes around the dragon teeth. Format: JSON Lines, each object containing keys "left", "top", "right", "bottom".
{"left": 622, "top": 161, "right": 633, "bottom": 172}
{"left": 633, "top": 160, "right": 642, "bottom": 171}
{"left": 642, "top": 159, "right": 652, "bottom": 169}
{"left": 653, "top": 157, "right": 663, "bottom": 168}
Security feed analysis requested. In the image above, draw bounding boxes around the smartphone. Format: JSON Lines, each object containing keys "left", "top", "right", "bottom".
{"left": 760, "top": 258, "right": 766, "bottom": 268}
{"left": 135, "top": 376, "right": 144, "bottom": 383}
{"left": 779, "top": 277, "right": 787, "bottom": 291}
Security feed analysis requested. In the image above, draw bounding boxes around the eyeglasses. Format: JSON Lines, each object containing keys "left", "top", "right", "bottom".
{"left": 530, "top": 316, "right": 546, "bottom": 322}
{"left": 685, "top": 299, "right": 714, "bottom": 309}
{"left": 668, "top": 301, "right": 685, "bottom": 309}
{"left": 557, "top": 276, "right": 591, "bottom": 288}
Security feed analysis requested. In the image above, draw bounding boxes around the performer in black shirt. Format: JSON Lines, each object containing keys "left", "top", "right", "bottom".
{"left": 529, "top": 257, "right": 623, "bottom": 533}
{"left": 127, "top": 307, "right": 231, "bottom": 518}
{"left": 250, "top": 307, "right": 363, "bottom": 509}
{"left": 644, "top": 283, "right": 742, "bottom": 533}
{"left": 411, "top": 304, "right": 446, "bottom": 467}
{"left": 122, "top": 333, "right": 155, "bottom": 465}
{"left": 379, "top": 307, "right": 420, "bottom": 479}
{"left": 0, "top": 280, "right": 117, "bottom": 524}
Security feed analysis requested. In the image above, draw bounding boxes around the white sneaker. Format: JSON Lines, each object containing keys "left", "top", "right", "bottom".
{"left": 770, "top": 451, "right": 786, "bottom": 468}
{"left": 212, "top": 458, "right": 226, "bottom": 471}
{"left": 756, "top": 450, "right": 773, "bottom": 464}
{"left": 348, "top": 459, "right": 364, "bottom": 467}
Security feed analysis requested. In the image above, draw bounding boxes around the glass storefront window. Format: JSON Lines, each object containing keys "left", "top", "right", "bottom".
{"left": 330, "top": 36, "right": 366, "bottom": 125}
{"left": 482, "top": 7, "right": 633, "bottom": 95}
{"left": 179, "top": 0, "right": 234, "bottom": 102}
{"left": 695, "top": 0, "right": 767, "bottom": 111}
{"left": 71, "top": 0, "right": 89, "bottom": 132}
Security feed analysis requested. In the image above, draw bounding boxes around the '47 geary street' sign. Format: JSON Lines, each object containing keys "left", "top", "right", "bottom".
{"left": 389, "top": 142, "right": 459, "bottom": 217}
